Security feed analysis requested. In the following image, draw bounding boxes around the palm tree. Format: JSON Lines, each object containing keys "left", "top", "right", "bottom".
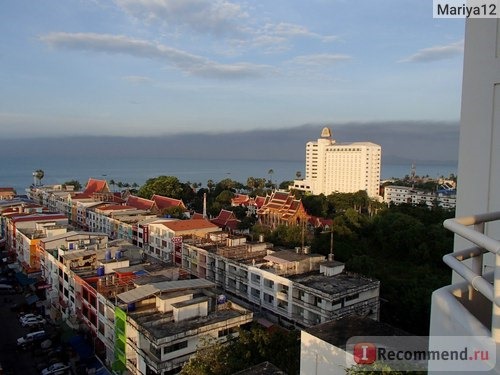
{"left": 109, "top": 179, "right": 116, "bottom": 191}
{"left": 207, "top": 179, "right": 215, "bottom": 192}
{"left": 268, "top": 169, "right": 274, "bottom": 189}
{"left": 296, "top": 171, "right": 302, "bottom": 179}
{"left": 33, "top": 169, "right": 44, "bottom": 186}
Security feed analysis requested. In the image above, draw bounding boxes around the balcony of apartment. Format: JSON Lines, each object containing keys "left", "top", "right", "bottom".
{"left": 429, "top": 211, "right": 499, "bottom": 372}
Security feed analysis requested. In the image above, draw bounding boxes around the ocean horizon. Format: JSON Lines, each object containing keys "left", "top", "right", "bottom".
{"left": 0, "top": 154, "right": 457, "bottom": 194}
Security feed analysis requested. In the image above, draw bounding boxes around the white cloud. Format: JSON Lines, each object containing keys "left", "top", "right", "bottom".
{"left": 114, "top": 0, "right": 248, "bottom": 37}
{"left": 122, "top": 75, "right": 152, "bottom": 83}
{"left": 268, "top": 22, "right": 338, "bottom": 42}
{"left": 40, "top": 32, "right": 270, "bottom": 79}
{"left": 291, "top": 53, "right": 351, "bottom": 66}
{"left": 399, "top": 40, "right": 464, "bottom": 63}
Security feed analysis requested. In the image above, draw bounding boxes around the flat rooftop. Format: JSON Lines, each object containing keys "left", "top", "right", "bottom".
{"left": 289, "top": 272, "right": 378, "bottom": 296}
{"left": 130, "top": 305, "right": 250, "bottom": 340}
{"left": 305, "top": 316, "right": 412, "bottom": 350}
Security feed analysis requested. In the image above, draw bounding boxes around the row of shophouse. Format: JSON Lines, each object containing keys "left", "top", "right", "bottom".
{"left": 0, "top": 179, "right": 380, "bottom": 374}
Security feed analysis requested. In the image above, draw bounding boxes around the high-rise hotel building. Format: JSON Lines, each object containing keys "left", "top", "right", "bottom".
{"left": 291, "top": 127, "right": 381, "bottom": 198}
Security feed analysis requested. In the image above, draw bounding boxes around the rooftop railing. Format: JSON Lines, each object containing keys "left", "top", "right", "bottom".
{"left": 443, "top": 211, "right": 500, "bottom": 343}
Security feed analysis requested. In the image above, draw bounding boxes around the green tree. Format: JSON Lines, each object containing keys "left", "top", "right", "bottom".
{"left": 62, "top": 180, "right": 82, "bottom": 191}
{"left": 137, "top": 176, "right": 185, "bottom": 199}
{"left": 180, "top": 336, "right": 232, "bottom": 375}
{"left": 161, "top": 206, "right": 186, "bottom": 219}
{"left": 216, "top": 190, "right": 235, "bottom": 206}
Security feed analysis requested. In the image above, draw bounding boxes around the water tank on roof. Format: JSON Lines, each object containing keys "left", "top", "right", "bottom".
{"left": 115, "top": 250, "right": 122, "bottom": 260}
{"left": 128, "top": 303, "right": 136, "bottom": 312}
{"left": 217, "top": 295, "right": 227, "bottom": 304}
{"left": 97, "top": 266, "right": 105, "bottom": 277}
{"left": 105, "top": 249, "right": 112, "bottom": 261}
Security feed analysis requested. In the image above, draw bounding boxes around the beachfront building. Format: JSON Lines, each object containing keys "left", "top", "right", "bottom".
{"left": 291, "top": 127, "right": 381, "bottom": 198}
{"left": 384, "top": 185, "right": 456, "bottom": 209}
{"left": 179, "top": 234, "right": 380, "bottom": 328}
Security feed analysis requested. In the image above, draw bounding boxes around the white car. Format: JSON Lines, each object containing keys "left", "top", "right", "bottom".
{"left": 21, "top": 316, "right": 46, "bottom": 327}
{"left": 40, "top": 362, "right": 70, "bottom": 375}
{"left": 19, "top": 313, "right": 42, "bottom": 324}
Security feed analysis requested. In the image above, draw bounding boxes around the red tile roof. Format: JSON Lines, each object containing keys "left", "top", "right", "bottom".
{"left": 254, "top": 196, "right": 267, "bottom": 208}
{"left": 0, "top": 187, "right": 15, "bottom": 192}
{"left": 126, "top": 195, "right": 156, "bottom": 211}
{"left": 211, "top": 209, "right": 240, "bottom": 230}
{"left": 191, "top": 213, "right": 205, "bottom": 219}
{"left": 12, "top": 214, "right": 67, "bottom": 223}
{"left": 231, "top": 194, "right": 250, "bottom": 205}
{"left": 162, "top": 219, "right": 219, "bottom": 232}
{"left": 152, "top": 194, "right": 186, "bottom": 210}
{"left": 83, "top": 178, "right": 110, "bottom": 195}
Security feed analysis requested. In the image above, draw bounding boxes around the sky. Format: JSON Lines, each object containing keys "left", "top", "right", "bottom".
{"left": 0, "top": 0, "right": 465, "bottom": 139}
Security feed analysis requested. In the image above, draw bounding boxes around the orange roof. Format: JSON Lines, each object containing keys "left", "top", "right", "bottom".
{"left": 191, "top": 213, "right": 205, "bottom": 219}
{"left": 0, "top": 187, "right": 15, "bottom": 192}
{"left": 84, "top": 178, "right": 110, "bottom": 195}
{"left": 162, "top": 219, "right": 219, "bottom": 232}
{"left": 231, "top": 194, "right": 250, "bottom": 205}
{"left": 152, "top": 194, "right": 186, "bottom": 210}
{"left": 126, "top": 195, "right": 156, "bottom": 211}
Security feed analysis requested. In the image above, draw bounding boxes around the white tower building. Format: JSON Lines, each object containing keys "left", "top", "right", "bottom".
{"left": 292, "top": 127, "right": 381, "bottom": 198}
{"left": 428, "top": 18, "right": 500, "bottom": 375}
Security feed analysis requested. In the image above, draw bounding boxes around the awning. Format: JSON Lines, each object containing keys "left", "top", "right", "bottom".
{"left": 15, "top": 271, "right": 37, "bottom": 286}
{"left": 68, "top": 335, "right": 93, "bottom": 360}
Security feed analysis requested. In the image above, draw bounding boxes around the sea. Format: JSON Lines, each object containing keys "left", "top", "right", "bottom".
{"left": 0, "top": 154, "right": 457, "bottom": 194}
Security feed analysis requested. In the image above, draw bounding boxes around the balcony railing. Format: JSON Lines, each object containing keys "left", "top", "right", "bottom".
{"left": 442, "top": 211, "right": 500, "bottom": 343}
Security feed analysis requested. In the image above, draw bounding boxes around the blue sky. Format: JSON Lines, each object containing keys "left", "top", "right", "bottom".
{"left": 0, "top": 0, "right": 465, "bottom": 138}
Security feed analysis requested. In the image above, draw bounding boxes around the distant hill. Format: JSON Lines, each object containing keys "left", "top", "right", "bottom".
{"left": 1, "top": 120, "right": 459, "bottom": 164}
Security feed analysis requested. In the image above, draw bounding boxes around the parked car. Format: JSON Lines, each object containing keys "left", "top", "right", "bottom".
{"left": 19, "top": 313, "right": 43, "bottom": 324}
{"left": 17, "top": 330, "right": 46, "bottom": 347}
{"left": 0, "top": 283, "right": 16, "bottom": 294}
{"left": 21, "top": 316, "right": 46, "bottom": 327}
{"left": 40, "top": 362, "right": 70, "bottom": 375}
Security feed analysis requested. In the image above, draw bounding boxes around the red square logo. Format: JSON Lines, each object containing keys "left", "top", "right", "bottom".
{"left": 353, "top": 342, "right": 377, "bottom": 364}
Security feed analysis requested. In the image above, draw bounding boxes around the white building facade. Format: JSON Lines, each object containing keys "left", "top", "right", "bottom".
{"left": 384, "top": 185, "right": 456, "bottom": 209}
{"left": 292, "top": 127, "right": 381, "bottom": 198}
{"left": 429, "top": 18, "right": 500, "bottom": 375}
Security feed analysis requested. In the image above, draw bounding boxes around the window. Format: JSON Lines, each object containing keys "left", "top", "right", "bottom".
{"left": 163, "top": 341, "right": 188, "bottom": 354}
{"left": 345, "top": 293, "right": 359, "bottom": 302}
{"left": 218, "top": 327, "right": 236, "bottom": 338}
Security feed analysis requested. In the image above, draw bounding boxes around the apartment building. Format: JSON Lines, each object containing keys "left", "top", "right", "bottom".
{"left": 384, "top": 185, "right": 456, "bottom": 209}
{"left": 115, "top": 279, "right": 253, "bottom": 374}
{"left": 291, "top": 127, "right": 381, "bottom": 198}
{"left": 147, "top": 218, "right": 221, "bottom": 263}
{"left": 179, "top": 234, "right": 379, "bottom": 328}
